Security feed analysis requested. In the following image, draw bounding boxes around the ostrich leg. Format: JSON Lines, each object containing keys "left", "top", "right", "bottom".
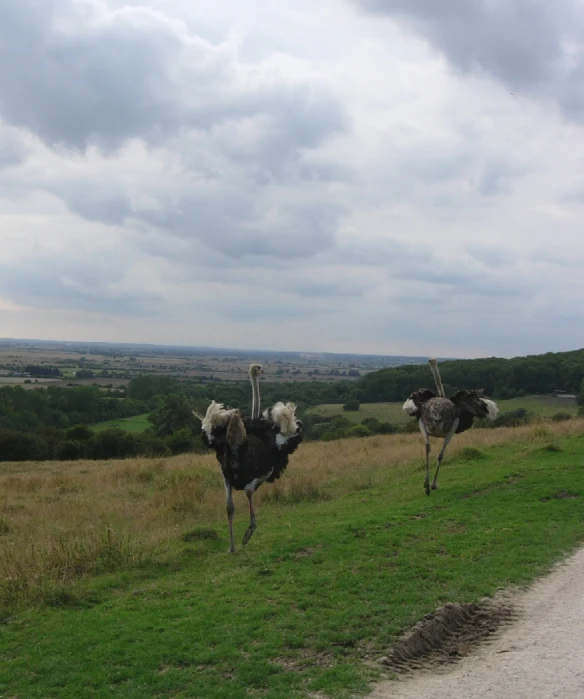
{"left": 419, "top": 419, "right": 431, "bottom": 496}
{"left": 224, "top": 478, "right": 236, "bottom": 553}
{"left": 431, "top": 422, "right": 458, "bottom": 491}
{"left": 242, "top": 483, "right": 258, "bottom": 547}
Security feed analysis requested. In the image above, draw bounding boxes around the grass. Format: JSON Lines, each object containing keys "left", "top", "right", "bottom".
{"left": 309, "top": 394, "right": 579, "bottom": 425}
{"left": 1, "top": 420, "right": 584, "bottom": 697}
{"left": 90, "top": 413, "right": 151, "bottom": 432}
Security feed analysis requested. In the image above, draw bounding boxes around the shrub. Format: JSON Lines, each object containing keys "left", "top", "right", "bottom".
{"left": 66, "top": 425, "right": 93, "bottom": 441}
{"left": 551, "top": 412, "right": 572, "bottom": 422}
{"left": 86, "top": 428, "right": 140, "bottom": 460}
{"left": 0, "top": 429, "right": 49, "bottom": 462}
{"left": 343, "top": 399, "right": 360, "bottom": 412}
{"left": 166, "top": 428, "right": 195, "bottom": 455}
{"left": 56, "top": 440, "right": 86, "bottom": 461}
{"left": 361, "top": 417, "right": 380, "bottom": 431}
{"left": 345, "top": 424, "right": 371, "bottom": 438}
{"left": 376, "top": 422, "right": 396, "bottom": 434}
{"left": 361, "top": 417, "right": 395, "bottom": 434}
{"left": 490, "top": 408, "right": 532, "bottom": 428}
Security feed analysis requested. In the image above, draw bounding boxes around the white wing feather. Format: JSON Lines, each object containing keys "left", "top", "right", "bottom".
{"left": 402, "top": 398, "right": 418, "bottom": 417}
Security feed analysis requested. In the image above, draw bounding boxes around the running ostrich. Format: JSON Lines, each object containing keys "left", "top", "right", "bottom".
{"left": 195, "top": 363, "right": 303, "bottom": 552}
{"left": 403, "top": 358, "right": 499, "bottom": 496}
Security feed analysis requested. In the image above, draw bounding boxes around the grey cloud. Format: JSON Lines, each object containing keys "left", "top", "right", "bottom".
{"left": 392, "top": 261, "right": 527, "bottom": 297}
{"left": 43, "top": 169, "right": 344, "bottom": 260}
{"left": 354, "top": 1, "right": 584, "bottom": 120}
{"left": 337, "top": 237, "right": 433, "bottom": 267}
{"left": 0, "top": 1, "right": 345, "bottom": 159}
{"left": 0, "top": 258, "right": 163, "bottom": 317}
{"left": 530, "top": 248, "right": 584, "bottom": 268}
{"left": 0, "top": 127, "right": 30, "bottom": 169}
{"left": 467, "top": 244, "right": 517, "bottom": 268}
{"left": 64, "top": 182, "right": 132, "bottom": 225}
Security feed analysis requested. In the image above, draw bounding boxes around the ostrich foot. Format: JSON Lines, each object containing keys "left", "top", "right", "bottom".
{"left": 242, "top": 526, "right": 256, "bottom": 547}
{"left": 431, "top": 482, "right": 438, "bottom": 490}
{"left": 424, "top": 478, "right": 431, "bottom": 496}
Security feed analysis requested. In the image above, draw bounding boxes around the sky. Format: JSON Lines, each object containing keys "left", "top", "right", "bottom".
{"left": 1, "top": 0, "right": 583, "bottom": 359}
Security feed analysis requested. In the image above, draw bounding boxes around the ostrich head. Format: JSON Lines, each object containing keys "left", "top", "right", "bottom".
{"left": 451, "top": 390, "right": 498, "bottom": 419}
{"left": 249, "top": 363, "right": 263, "bottom": 379}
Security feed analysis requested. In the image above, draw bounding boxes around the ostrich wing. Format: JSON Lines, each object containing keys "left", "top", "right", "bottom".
{"left": 402, "top": 388, "right": 437, "bottom": 417}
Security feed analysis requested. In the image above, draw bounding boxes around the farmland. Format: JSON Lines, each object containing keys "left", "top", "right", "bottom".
{"left": 1, "top": 418, "right": 584, "bottom": 697}
{"left": 0, "top": 338, "right": 424, "bottom": 390}
{"left": 91, "top": 413, "right": 151, "bottom": 432}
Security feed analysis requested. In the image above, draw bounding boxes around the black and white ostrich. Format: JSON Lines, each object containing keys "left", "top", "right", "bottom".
{"left": 403, "top": 358, "right": 499, "bottom": 496}
{"left": 195, "top": 363, "right": 303, "bottom": 552}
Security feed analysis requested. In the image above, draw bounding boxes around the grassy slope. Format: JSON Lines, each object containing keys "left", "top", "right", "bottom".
{"left": 1, "top": 422, "right": 584, "bottom": 698}
{"left": 309, "top": 395, "right": 579, "bottom": 425}
{"left": 90, "top": 413, "right": 151, "bottom": 432}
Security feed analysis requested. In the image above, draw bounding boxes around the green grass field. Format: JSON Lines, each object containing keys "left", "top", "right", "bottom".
{"left": 90, "top": 413, "right": 151, "bottom": 432}
{"left": 1, "top": 420, "right": 584, "bottom": 697}
{"left": 308, "top": 395, "right": 579, "bottom": 425}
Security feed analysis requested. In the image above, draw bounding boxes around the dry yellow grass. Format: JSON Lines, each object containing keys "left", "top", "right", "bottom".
{"left": 1, "top": 418, "right": 583, "bottom": 612}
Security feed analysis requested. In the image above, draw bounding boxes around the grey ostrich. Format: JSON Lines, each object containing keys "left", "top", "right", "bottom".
{"left": 403, "top": 359, "right": 499, "bottom": 496}
{"left": 195, "top": 363, "right": 303, "bottom": 552}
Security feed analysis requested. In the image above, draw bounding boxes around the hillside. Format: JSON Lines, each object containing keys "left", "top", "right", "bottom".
{"left": 351, "top": 348, "right": 584, "bottom": 403}
{"left": 1, "top": 420, "right": 584, "bottom": 697}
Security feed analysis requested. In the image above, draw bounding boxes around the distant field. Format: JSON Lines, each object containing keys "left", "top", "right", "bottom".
{"left": 308, "top": 394, "right": 579, "bottom": 425}
{"left": 90, "top": 413, "right": 151, "bottom": 432}
{"left": 309, "top": 402, "right": 411, "bottom": 425}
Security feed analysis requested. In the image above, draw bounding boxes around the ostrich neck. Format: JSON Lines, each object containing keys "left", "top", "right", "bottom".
{"left": 429, "top": 361, "right": 446, "bottom": 398}
{"left": 251, "top": 374, "right": 261, "bottom": 419}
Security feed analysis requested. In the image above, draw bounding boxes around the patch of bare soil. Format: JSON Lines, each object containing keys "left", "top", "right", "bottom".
{"left": 379, "top": 599, "right": 516, "bottom": 672}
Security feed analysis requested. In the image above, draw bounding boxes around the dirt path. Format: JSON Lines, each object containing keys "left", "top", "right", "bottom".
{"left": 369, "top": 547, "right": 584, "bottom": 699}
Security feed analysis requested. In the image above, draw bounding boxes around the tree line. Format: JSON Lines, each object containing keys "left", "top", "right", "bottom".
{"left": 0, "top": 346, "right": 583, "bottom": 461}
{"left": 350, "top": 348, "right": 584, "bottom": 403}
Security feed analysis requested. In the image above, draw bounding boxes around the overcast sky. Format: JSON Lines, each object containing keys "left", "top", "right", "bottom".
{"left": 1, "top": 0, "right": 583, "bottom": 358}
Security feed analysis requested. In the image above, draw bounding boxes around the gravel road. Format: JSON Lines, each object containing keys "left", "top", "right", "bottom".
{"left": 369, "top": 547, "right": 584, "bottom": 699}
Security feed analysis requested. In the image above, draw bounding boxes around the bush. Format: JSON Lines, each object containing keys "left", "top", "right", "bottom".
{"left": 345, "top": 424, "right": 371, "bottom": 438}
{"left": 166, "top": 428, "right": 196, "bottom": 455}
{"left": 361, "top": 417, "right": 396, "bottom": 435}
{"left": 376, "top": 422, "right": 396, "bottom": 434}
{"left": 56, "top": 440, "right": 86, "bottom": 461}
{"left": 361, "top": 417, "right": 380, "bottom": 431}
{"left": 86, "top": 428, "right": 140, "bottom": 460}
{"left": 66, "top": 425, "right": 93, "bottom": 441}
{"left": 0, "top": 429, "right": 49, "bottom": 461}
{"left": 490, "top": 408, "right": 532, "bottom": 428}
{"left": 343, "top": 399, "right": 360, "bottom": 412}
{"left": 551, "top": 412, "right": 572, "bottom": 422}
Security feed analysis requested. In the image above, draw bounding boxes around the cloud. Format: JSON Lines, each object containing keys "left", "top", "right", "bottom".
{"left": 0, "top": 0, "right": 345, "bottom": 154}
{"left": 467, "top": 244, "right": 517, "bottom": 268}
{"left": 0, "top": 0, "right": 583, "bottom": 358}
{"left": 353, "top": 0, "right": 584, "bottom": 121}
{"left": 0, "top": 126, "right": 31, "bottom": 169}
{"left": 0, "top": 260, "right": 163, "bottom": 317}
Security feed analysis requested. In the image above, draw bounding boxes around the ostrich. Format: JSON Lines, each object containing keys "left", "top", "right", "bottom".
{"left": 403, "top": 359, "right": 499, "bottom": 496}
{"left": 195, "top": 363, "right": 303, "bottom": 552}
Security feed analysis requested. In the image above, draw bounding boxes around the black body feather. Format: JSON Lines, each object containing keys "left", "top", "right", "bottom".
{"left": 202, "top": 415, "right": 302, "bottom": 490}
